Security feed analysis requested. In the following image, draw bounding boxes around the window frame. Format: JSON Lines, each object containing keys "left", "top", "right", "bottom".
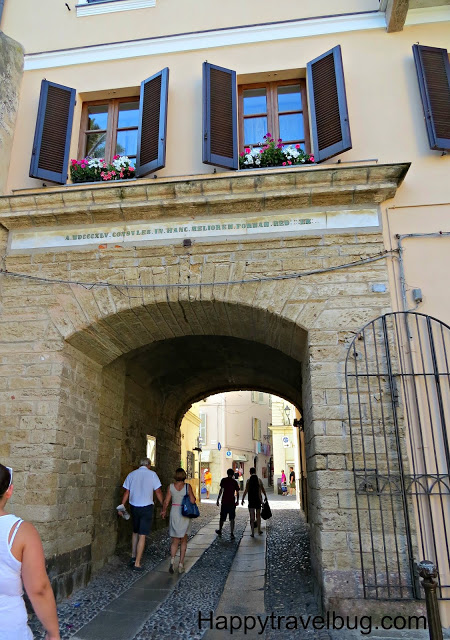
{"left": 78, "top": 96, "right": 140, "bottom": 164}
{"left": 238, "top": 79, "right": 311, "bottom": 154}
{"left": 199, "top": 411, "right": 207, "bottom": 446}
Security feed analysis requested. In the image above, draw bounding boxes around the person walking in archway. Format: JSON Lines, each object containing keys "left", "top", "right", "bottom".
{"left": 289, "top": 466, "right": 296, "bottom": 496}
{"left": 0, "top": 463, "right": 60, "bottom": 640}
{"left": 280, "top": 469, "right": 288, "bottom": 496}
{"left": 161, "top": 468, "right": 196, "bottom": 574}
{"left": 204, "top": 468, "right": 212, "bottom": 499}
{"left": 241, "top": 467, "right": 267, "bottom": 537}
{"left": 215, "top": 469, "right": 240, "bottom": 540}
{"left": 120, "top": 457, "right": 163, "bottom": 571}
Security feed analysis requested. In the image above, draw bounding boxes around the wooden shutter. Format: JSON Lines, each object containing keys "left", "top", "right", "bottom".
{"left": 306, "top": 45, "right": 352, "bottom": 163}
{"left": 203, "top": 62, "right": 238, "bottom": 170}
{"left": 29, "top": 80, "right": 76, "bottom": 184}
{"left": 136, "top": 67, "right": 169, "bottom": 177}
{"left": 413, "top": 45, "right": 450, "bottom": 151}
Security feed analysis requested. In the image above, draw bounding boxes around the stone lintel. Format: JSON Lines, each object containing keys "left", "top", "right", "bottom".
{"left": 0, "top": 163, "right": 410, "bottom": 230}
{"left": 385, "top": 0, "right": 409, "bottom": 32}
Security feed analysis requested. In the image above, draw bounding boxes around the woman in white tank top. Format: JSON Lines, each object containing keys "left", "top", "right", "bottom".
{"left": 0, "top": 464, "right": 60, "bottom": 640}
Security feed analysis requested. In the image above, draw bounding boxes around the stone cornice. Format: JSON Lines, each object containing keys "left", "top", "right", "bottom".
{"left": 0, "top": 163, "right": 410, "bottom": 230}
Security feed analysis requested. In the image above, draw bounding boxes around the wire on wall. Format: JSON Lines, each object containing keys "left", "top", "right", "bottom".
{"left": 0, "top": 250, "right": 397, "bottom": 291}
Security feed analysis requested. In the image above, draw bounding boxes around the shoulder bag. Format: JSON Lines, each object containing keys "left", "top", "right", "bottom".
{"left": 181, "top": 484, "right": 200, "bottom": 518}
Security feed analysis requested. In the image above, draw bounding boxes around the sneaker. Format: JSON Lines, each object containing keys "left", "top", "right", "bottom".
{"left": 132, "top": 565, "right": 143, "bottom": 572}
{"left": 250, "top": 533, "right": 255, "bottom": 538}
{"left": 128, "top": 557, "right": 136, "bottom": 567}
{"left": 215, "top": 529, "right": 222, "bottom": 536}
{"left": 178, "top": 564, "right": 185, "bottom": 574}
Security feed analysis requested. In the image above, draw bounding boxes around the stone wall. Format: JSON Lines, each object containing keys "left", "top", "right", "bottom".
{"left": 0, "top": 32, "right": 23, "bottom": 196}
{"left": 0, "top": 222, "right": 395, "bottom": 606}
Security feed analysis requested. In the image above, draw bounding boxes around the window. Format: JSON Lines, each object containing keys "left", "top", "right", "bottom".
{"left": 146, "top": 435, "right": 156, "bottom": 466}
{"left": 252, "top": 418, "right": 262, "bottom": 441}
{"left": 199, "top": 412, "right": 207, "bottom": 445}
{"left": 238, "top": 80, "right": 310, "bottom": 153}
{"left": 76, "top": 0, "right": 156, "bottom": 18}
{"left": 79, "top": 98, "right": 140, "bottom": 165}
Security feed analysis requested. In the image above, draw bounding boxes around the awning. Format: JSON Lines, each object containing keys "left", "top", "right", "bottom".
{"left": 200, "top": 450, "right": 211, "bottom": 462}
{"left": 233, "top": 455, "right": 248, "bottom": 462}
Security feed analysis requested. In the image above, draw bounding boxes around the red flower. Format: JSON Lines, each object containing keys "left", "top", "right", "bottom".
{"left": 113, "top": 154, "right": 120, "bottom": 160}
{"left": 240, "top": 152, "right": 245, "bottom": 157}
{"left": 71, "top": 159, "right": 77, "bottom": 165}
{"left": 295, "top": 144, "right": 301, "bottom": 150}
{"left": 309, "top": 156, "right": 314, "bottom": 162}
{"left": 282, "top": 162, "right": 286, "bottom": 166}
{"left": 245, "top": 148, "right": 250, "bottom": 154}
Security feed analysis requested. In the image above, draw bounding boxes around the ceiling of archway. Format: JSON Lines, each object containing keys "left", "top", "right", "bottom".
{"left": 125, "top": 335, "right": 303, "bottom": 421}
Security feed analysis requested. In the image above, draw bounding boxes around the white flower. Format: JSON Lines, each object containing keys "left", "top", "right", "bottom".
{"left": 255, "top": 158, "right": 261, "bottom": 166}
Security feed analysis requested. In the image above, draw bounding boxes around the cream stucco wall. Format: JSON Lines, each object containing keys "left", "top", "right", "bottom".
{"left": 180, "top": 403, "right": 201, "bottom": 499}
{"left": 2, "top": 0, "right": 380, "bottom": 54}
{"left": 2, "top": 20, "right": 448, "bottom": 197}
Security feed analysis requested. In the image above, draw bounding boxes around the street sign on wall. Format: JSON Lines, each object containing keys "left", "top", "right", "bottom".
{"left": 282, "top": 436, "right": 290, "bottom": 448}
{"left": 225, "top": 450, "right": 232, "bottom": 458}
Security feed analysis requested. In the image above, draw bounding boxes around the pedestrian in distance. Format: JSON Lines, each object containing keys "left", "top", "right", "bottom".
{"left": 120, "top": 457, "right": 163, "bottom": 571}
{"left": 161, "top": 468, "right": 197, "bottom": 574}
{"left": 280, "top": 469, "right": 288, "bottom": 496}
{"left": 241, "top": 467, "right": 267, "bottom": 537}
{"left": 0, "top": 463, "right": 60, "bottom": 640}
{"left": 204, "top": 468, "right": 212, "bottom": 499}
{"left": 289, "top": 466, "right": 296, "bottom": 496}
{"left": 215, "top": 468, "right": 240, "bottom": 540}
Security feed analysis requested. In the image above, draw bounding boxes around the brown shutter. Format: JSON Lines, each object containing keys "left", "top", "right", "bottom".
{"left": 306, "top": 45, "right": 352, "bottom": 163}
{"left": 413, "top": 45, "right": 450, "bottom": 151}
{"left": 29, "top": 80, "right": 76, "bottom": 184}
{"left": 136, "top": 68, "right": 169, "bottom": 177}
{"left": 203, "top": 62, "right": 238, "bottom": 170}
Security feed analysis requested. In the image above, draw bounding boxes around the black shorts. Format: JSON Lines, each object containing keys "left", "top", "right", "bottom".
{"left": 220, "top": 504, "right": 236, "bottom": 521}
{"left": 130, "top": 504, "right": 153, "bottom": 535}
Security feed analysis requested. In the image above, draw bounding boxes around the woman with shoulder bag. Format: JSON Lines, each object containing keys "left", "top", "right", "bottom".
{"left": 0, "top": 463, "right": 60, "bottom": 640}
{"left": 161, "top": 468, "right": 196, "bottom": 574}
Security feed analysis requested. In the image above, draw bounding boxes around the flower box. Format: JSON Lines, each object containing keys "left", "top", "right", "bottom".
{"left": 239, "top": 133, "right": 314, "bottom": 169}
{"left": 70, "top": 155, "right": 136, "bottom": 183}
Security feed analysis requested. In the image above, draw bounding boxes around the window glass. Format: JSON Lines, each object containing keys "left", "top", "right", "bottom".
{"left": 87, "top": 105, "right": 108, "bottom": 131}
{"left": 86, "top": 132, "right": 107, "bottom": 158}
{"left": 146, "top": 435, "right": 156, "bottom": 466}
{"left": 118, "top": 101, "right": 140, "bottom": 128}
{"left": 243, "top": 88, "right": 267, "bottom": 115}
{"left": 116, "top": 130, "right": 138, "bottom": 157}
{"left": 279, "top": 114, "right": 304, "bottom": 142}
{"left": 277, "top": 85, "right": 302, "bottom": 112}
{"left": 244, "top": 117, "right": 268, "bottom": 146}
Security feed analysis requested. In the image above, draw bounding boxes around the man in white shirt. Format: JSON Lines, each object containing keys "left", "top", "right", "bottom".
{"left": 120, "top": 457, "right": 163, "bottom": 571}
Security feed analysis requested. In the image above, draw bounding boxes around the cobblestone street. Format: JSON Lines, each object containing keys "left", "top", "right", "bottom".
{"left": 29, "top": 493, "right": 447, "bottom": 640}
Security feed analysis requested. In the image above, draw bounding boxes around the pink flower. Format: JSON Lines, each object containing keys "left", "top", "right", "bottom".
{"left": 309, "top": 155, "right": 314, "bottom": 162}
{"left": 266, "top": 133, "right": 272, "bottom": 138}
{"left": 260, "top": 149, "right": 264, "bottom": 153}
{"left": 77, "top": 160, "right": 82, "bottom": 165}
{"left": 71, "top": 159, "right": 77, "bottom": 165}
{"left": 129, "top": 166, "right": 135, "bottom": 172}
{"left": 277, "top": 144, "right": 282, "bottom": 149}
{"left": 113, "top": 154, "right": 120, "bottom": 160}
{"left": 245, "top": 148, "right": 250, "bottom": 154}
{"left": 120, "top": 172, "right": 124, "bottom": 178}
{"left": 295, "top": 144, "right": 301, "bottom": 149}
{"left": 240, "top": 151, "right": 245, "bottom": 157}
{"left": 288, "top": 161, "right": 292, "bottom": 165}
{"left": 282, "top": 162, "right": 286, "bottom": 166}
{"left": 278, "top": 138, "right": 282, "bottom": 142}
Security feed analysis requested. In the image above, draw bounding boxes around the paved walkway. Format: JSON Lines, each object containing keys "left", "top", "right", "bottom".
{"left": 29, "top": 491, "right": 449, "bottom": 639}
{"left": 72, "top": 521, "right": 217, "bottom": 640}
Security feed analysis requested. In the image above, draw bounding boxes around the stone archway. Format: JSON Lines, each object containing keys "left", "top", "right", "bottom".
{"left": 0, "top": 163, "right": 409, "bottom": 607}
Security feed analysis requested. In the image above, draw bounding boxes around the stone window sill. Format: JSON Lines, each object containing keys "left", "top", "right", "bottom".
{"left": 76, "top": 0, "right": 156, "bottom": 18}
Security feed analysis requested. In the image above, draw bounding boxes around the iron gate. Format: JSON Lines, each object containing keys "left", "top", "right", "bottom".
{"left": 345, "top": 312, "right": 450, "bottom": 600}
